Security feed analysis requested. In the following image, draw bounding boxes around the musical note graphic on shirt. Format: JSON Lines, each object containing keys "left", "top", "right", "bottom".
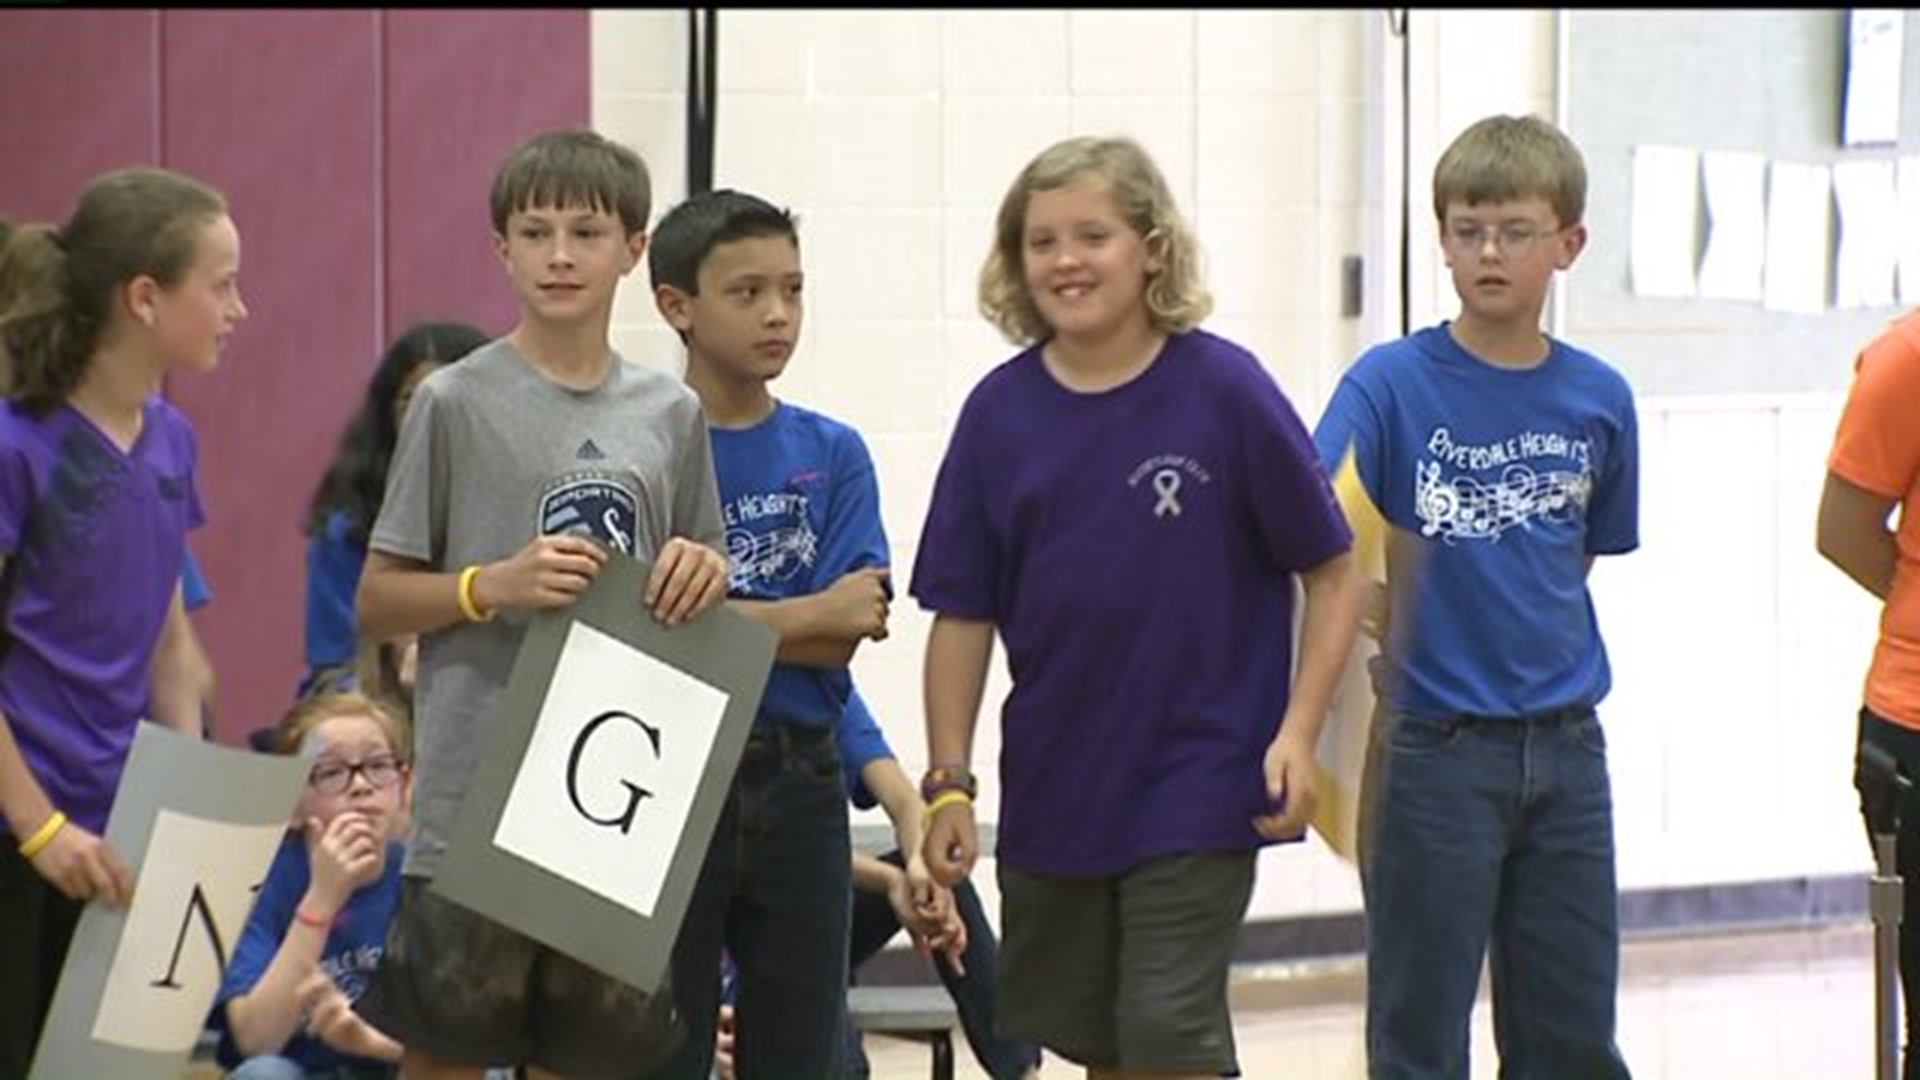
{"left": 1414, "top": 460, "right": 1592, "bottom": 543}
{"left": 725, "top": 525, "right": 819, "bottom": 592}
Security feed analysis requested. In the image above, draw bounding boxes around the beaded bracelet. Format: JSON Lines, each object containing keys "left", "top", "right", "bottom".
{"left": 919, "top": 764, "right": 978, "bottom": 803}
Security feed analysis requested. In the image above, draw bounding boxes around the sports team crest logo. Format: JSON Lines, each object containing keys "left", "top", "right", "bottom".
{"left": 539, "top": 472, "right": 640, "bottom": 554}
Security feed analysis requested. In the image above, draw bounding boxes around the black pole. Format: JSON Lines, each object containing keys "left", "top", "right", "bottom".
{"left": 1392, "top": 8, "right": 1411, "bottom": 338}
{"left": 686, "top": 9, "right": 718, "bottom": 196}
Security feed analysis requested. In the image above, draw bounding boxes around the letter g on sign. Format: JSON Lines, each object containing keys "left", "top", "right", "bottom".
{"left": 565, "top": 710, "right": 664, "bottom": 834}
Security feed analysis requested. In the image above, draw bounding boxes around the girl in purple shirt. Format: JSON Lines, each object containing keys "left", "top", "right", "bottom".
{"left": 912, "top": 136, "right": 1364, "bottom": 1078}
{"left": 0, "top": 168, "right": 247, "bottom": 1076}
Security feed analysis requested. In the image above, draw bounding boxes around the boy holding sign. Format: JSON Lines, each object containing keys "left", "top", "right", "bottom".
{"left": 353, "top": 130, "right": 729, "bottom": 1080}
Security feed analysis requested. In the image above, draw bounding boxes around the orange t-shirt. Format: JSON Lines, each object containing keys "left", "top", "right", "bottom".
{"left": 1830, "top": 310, "right": 1920, "bottom": 728}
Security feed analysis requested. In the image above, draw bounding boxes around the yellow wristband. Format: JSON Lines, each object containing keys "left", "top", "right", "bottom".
{"left": 923, "top": 789, "right": 973, "bottom": 825}
{"left": 457, "top": 565, "right": 495, "bottom": 623}
{"left": 19, "top": 810, "right": 68, "bottom": 860}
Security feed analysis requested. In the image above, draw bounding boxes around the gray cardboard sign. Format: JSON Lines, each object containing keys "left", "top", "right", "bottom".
{"left": 432, "top": 553, "right": 776, "bottom": 993}
{"left": 31, "top": 723, "right": 309, "bottom": 1080}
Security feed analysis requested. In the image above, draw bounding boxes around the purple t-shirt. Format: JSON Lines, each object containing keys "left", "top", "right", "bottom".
{"left": 911, "top": 329, "right": 1352, "bottom": 876}
{"left": 0, "top": 397, "right": 203, "bottom": 836}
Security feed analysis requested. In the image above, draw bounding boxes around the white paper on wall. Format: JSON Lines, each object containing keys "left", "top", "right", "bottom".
{"left": 1630, "top": 145, "right": 1701, "bottom": 299}
{"left": 1697, "top": 150, "right": 1768, "bottom": 302}
{"left": 1897, "top": 157, "right": 1920, "bottom": 306}
{"left": 1832, "top": 158, "right": 1900, "bottom": 310}
{"left": 1844, "top": 9, "right": 1905, "bottom": 148}
{"left": 1761, "top": 161, "right": 1833, "bottom": 315}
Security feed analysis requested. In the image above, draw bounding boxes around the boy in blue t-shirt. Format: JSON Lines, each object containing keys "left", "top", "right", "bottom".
{"left": 645, "top": 188, "right": 893, "bottom": 1079}
{"left": 1312, "top": 113, "right": 1639, "bottom": 1079}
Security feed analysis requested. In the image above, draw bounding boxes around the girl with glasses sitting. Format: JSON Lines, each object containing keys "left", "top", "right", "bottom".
{"left": 209, "top": 692, "right": 413, "bottom": 1079}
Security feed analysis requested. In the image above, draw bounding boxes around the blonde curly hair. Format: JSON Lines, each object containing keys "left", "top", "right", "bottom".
{"left": 978, "top": 136, "right": 1213, "bottom": 346}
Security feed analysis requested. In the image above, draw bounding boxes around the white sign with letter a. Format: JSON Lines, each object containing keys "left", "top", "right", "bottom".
{"left": 493, "top": 620, "right": 727, "bottom": 917}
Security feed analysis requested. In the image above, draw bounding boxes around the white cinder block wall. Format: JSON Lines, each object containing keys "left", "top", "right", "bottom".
{"left": 593, "top": 8, "right": 1881, "bottom": 931}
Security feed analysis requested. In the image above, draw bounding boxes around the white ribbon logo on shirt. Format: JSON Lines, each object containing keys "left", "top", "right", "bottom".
{"left": 1151, "top": 468, "right": 1184, "bottom": 518}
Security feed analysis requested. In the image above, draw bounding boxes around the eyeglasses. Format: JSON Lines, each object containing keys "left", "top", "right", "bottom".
{"left": 1443, "top": 221, "right": 1559, "bottom": 257}
{"left": 307, "top": 755, "right": 406, "bottom": 795}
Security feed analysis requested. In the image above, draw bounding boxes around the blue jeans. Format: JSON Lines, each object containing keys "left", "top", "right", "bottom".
{"left": 841, "top": 850, "right": 1041, "bottom": 1080}
{"left": 642, "top": 723, "right": 852, "bottom": 1080}
{"left": 1359, "top": 708, "right": 1631, "bottom": 1080}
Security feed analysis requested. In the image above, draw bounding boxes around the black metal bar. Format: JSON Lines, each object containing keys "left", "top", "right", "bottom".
{"left": 686, "top": 8, "right": 718, "bottom": 196}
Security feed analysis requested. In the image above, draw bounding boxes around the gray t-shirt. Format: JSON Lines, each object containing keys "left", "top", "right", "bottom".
{"left": 368, "top": 339, "right": 725, "bottom": 876}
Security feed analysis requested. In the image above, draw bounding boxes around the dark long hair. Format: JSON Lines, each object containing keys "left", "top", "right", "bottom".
{"left": 303, "top": 321, "right": 489, "bottom": 542}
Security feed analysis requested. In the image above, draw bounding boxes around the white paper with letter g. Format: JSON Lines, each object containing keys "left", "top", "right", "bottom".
{"left": 494, "top": 620, "right": 728, "bottom": 916}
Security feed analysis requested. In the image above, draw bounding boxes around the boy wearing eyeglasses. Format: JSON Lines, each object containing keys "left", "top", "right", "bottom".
{"left": 210, "top": 692, "right": 415, "bottom": 1079}
{"left": 1313, "top": 114, "right": 1639, "bottom": 1079}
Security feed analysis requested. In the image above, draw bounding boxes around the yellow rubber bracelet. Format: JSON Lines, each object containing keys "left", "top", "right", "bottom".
{"left": 457, "top": 565, "right": 495, "bottom": 624}
{"left": 923, "top": 789, "right": 974, "bottom": 823}
{"left": 19, "top": 810, "right": 68, "bottom": 860}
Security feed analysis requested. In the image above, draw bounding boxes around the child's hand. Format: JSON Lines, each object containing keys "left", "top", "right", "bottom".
{"left": 476, "top": 535, "right": 608, "bottom": 614}
{"left": 298, "top": 970, "right": 360, "bottom": 1052}
{"left": 920, "top": 799, "right": 977, "bottom": 888}
{"left": 645, "top": 538, "right": 728, "bottom": 626}
{"left": 820, "top": 566, "right": 891, "bottom": 642}
{"left": 306, "top": 811, "right": 383, "bottom": 911}
{"left": 1253, "top": 727, "right": 1318, "bottom": 841}
{"left": 28, "top": 821, "right": 134, "bottom": 909}
{"left": 924, "top": 901, "right": 968, "bottom": 977}
{"left": 713, "top": 1003, "right": 737, "bottom": 1080}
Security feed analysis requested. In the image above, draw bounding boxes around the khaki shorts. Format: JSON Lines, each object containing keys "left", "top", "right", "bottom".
{"left": 996, "top": 850, "right": 1255, "bottom": 1075}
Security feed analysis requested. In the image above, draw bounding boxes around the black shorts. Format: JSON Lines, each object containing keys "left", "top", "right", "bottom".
{"left": 356, "top": 878, "right": 683, "bottom": 1077}
{"left": 996, "top": 851, "right": 1255, "bottom": 1075}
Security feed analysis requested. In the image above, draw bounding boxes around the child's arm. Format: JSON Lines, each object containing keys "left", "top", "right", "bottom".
{"left": 860, "top": 754, "right": 926, "bottom": 863}
{"left": 734, "top": 565, "right": 891, "bottom": 667}
{"left": 224, "top": 813, "right": 384, "bottom": 1057}
{"left": 146, "top": 582, "right": 202, "bottom": 738}
{"left": 920, "top": 614, "right": 994, "bottom": 887}
{"left": 1818, "top": 472, "right": 1899, "bottom": 601}
{"left": 738, "top": 426, "right": 893, "bottom": 666}
{"left": 1254, "top": 551, "right": 1365, "bottom": 840}
{"left": 851, "top": 850, "right": 899, "bottom": 895}
{"left": 0, "top": 623, "right": 133, "bottom": 906}
{"left": 356, "top": 536, "right": 609, "bottom": 642}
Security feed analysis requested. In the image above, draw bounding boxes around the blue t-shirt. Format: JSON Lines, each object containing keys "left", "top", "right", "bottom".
{"left": 1311, "top": 323, "right": 1640, "bottom": 719}
{"left": 182, "top": 548, "right": 212, "bottom": 612}
{"left": 211, "top": 833, "right": 405, "bottom": 1073}
{"left": 837, "top": 687, "right": 892, "bottom": 809}
{"left": 304, "top": 508, "right": 365, "bottom": 682}
{"left": 710, "top": 402, "right": 890, "bottom": 730}
{"left": 910, "top": 329, "right": 1352, "bottom": 876}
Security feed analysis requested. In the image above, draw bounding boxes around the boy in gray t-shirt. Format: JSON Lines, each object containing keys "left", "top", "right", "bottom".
{"left": 354, "top": 130, "right": 729, "bottom": 1080}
